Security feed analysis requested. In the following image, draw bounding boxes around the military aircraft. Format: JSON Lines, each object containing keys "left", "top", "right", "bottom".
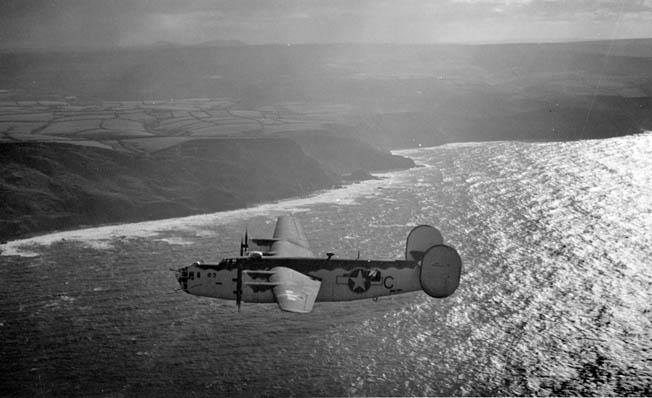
{"left": 175, "top": 215, "right": 462, "bottom": 313}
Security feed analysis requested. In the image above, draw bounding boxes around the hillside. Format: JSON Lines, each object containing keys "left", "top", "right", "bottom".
{"left": 0, "top": 139, "right": 326, "bottom": 240}
{"left": 2, "top": 39, "right": 651, "bottom": 239}
{"left": 0, "top": 134, "right": 414, "bottom": 241}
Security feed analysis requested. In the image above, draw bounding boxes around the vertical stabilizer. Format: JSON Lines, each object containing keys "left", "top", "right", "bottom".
{"left": 405, "top": 225, "right": 443, "bottom": 261}
{"left": 419, "top": 245, "right": 462, "bottom": 298}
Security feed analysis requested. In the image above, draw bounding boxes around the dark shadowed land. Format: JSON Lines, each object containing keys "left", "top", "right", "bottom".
{"left": 0, "top": 135, "right": 412, "bottom": 241}
{"left": 1, "top": 39, "right": 651, "bottom": 240}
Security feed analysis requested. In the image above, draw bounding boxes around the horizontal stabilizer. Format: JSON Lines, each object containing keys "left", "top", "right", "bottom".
{"left": 270, "top": 267, "right": 321, "bottom": 313}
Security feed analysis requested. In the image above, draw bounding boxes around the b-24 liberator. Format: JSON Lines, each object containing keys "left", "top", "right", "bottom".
{"left": 175, "top": 215, "right": 462, "bottom": 313}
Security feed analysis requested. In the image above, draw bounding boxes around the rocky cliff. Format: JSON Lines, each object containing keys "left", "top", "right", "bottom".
{"left": 0, "top": 136, "right": 413, "bottom": 241}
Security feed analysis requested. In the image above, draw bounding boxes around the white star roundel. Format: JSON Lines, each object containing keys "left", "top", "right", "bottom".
{"left": 348, "top": 269, "right": 371, "bottom": 293}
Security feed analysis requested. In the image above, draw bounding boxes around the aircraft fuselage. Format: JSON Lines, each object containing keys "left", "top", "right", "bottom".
{"left": 174, "top": 216, "right": 462, "bottom": 312}
{"left": 176, "top": 256, "right": 422, "bottom": 304}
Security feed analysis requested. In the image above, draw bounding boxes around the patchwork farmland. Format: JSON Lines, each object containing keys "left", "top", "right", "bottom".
{"left": 0, "top": 97, "right": 355, "bottom": 153}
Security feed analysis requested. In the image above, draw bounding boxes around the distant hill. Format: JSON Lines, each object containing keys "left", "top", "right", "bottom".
{"left": 195, "top": 39, "right": 248, "bottom": 47}
{"left": 1, "top": 40, "right": 650, "bottom": 145}
{"left": 2, "top": 39, "right": 651, "bottom": 239}
{"left": 145, "top": 39, "right": 248, "bottom": 48}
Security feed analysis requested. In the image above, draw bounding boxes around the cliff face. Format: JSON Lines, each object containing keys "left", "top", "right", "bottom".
{"left": 284, "top": 132, "right": 415, "bottom": 175}
{"left": 0, "top": 135, "right": 415, "bottom": 241}
{"left": 0, "top": 139, "right": 337, "bottom": 240}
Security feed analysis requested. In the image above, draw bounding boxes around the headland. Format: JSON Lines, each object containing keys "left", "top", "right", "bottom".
{"left": 2, "top": 40, "right": 651, "bottom": 240}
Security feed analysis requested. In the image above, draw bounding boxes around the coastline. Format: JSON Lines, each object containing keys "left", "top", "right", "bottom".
{"left": 0, "top": 164, "right": 408, "bottom": 256}
{"left": 3, "top": 40, "right": 651, "bottom": 242}
{"left": 0, "top": 137, "right": 415, "bottom": 244}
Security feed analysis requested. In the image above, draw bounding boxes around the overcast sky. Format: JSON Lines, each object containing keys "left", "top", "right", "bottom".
{"left": 1, "top": 0, "right": 651, "bottom": 49}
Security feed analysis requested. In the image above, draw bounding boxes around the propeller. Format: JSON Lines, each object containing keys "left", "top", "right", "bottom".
{"left": 236, "top": 229, "right": 247, "bottom": 312}
{"left": 239, "top": 229, "right": 249, "bottom": 256}
{"left": 236, "top": 261, "right": 243, "bottom": 312}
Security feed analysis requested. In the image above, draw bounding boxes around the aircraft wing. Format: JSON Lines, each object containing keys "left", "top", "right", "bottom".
{"left": 270, "top": 267, "right": 321, "bottom": 313}
{"left": 253, "top": 216, "right": 313, "bottom": 257}
{"left": 272, "top": 215, "right": 310, "bottom": 250}
{"left": 250, "top": 238, "right": 277, "bottom": 252}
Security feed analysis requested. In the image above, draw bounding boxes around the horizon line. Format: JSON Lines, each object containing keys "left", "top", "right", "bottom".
{"left": 2, "top": 36, "right": 652, "bottom": 52}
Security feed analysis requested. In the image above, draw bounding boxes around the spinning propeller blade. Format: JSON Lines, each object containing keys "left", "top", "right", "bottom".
{"left": 239, "top": 229, "right": 249, "bottom": 256}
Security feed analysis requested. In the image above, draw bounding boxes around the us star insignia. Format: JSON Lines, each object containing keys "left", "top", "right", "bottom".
{"left": 336, "top": 268, "right": 380, "bottom": 293}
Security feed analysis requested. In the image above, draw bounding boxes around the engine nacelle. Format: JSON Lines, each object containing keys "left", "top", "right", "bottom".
{"left": 248, "top": 251, "right": 263, "bottom": 259}
{"left": 419, "top": 244, "right": 462, "bottom": 298}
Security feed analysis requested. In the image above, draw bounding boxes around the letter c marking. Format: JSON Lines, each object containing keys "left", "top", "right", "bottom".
{"left": 383, "top": 276, "right": 394, "bottom": 289}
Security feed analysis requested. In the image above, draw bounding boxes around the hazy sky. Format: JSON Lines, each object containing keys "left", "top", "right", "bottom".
{"left": 1, "top": 0, "right": 651, "bottom": 48}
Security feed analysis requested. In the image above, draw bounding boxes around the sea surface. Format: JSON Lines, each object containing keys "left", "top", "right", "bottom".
{"left": 1, "top": 133, "right": 651, "bottom": 397}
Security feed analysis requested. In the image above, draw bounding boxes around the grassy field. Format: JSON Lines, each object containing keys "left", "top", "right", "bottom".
{"left": 2, "top": 40, "right": 652, "bottom": 149}
{"left": 0, "top": 98, "right": 353, "bottom": 153}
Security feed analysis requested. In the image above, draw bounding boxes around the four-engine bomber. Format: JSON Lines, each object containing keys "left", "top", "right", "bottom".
{"left": 176, "top": 216, "right": 462, "bottom": 313}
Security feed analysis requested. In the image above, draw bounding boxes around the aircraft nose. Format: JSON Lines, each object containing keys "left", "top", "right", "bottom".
{"left": 176, "top": 266, "right": 189, "bottom": 291}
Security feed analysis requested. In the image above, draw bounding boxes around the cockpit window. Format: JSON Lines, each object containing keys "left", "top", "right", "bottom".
{"left": 217, "top": 258, "right": 246, "bottom": 269}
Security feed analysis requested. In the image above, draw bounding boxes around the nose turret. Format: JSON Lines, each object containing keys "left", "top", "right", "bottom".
{"left": 176, "top": 266, "right": 189, "bottom": 292}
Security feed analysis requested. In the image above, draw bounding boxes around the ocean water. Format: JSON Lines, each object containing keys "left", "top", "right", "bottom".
{"left": 1, "top": 133, "right": 651, "bottom": 397}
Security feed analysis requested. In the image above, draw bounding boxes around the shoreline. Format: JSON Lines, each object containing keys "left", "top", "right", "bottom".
{"left": 0, "top": 166, "right": 407, "bottom": 257}
{"left": 0, "top": 136, "right": 414, "bottom": 243}
{"left": 4, "top": 131, "right": 649, "bottom": 250}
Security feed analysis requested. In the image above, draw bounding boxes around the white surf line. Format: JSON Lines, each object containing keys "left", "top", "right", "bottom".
{"left": 1, "top": 168, "right": 408, "bottom": 257}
